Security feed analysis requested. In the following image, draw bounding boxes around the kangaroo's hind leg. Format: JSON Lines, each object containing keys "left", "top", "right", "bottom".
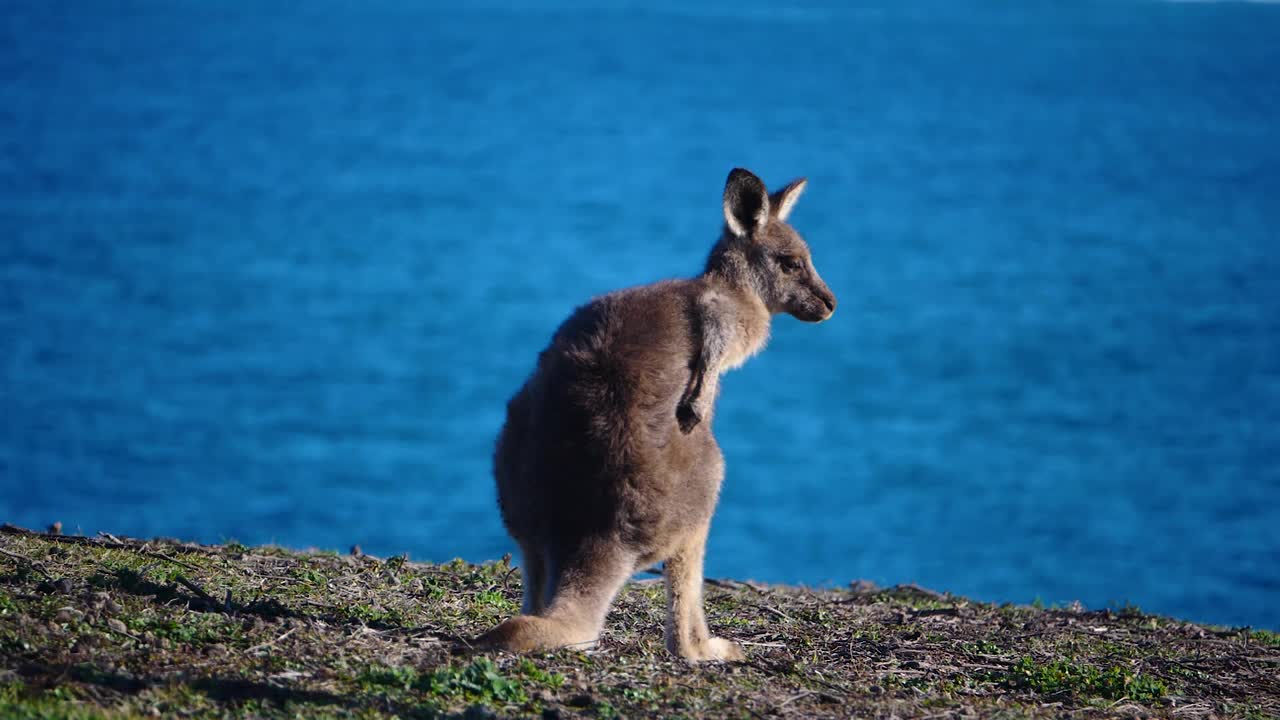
{"left": 478, "top": 540, "right": 636, "bottom": 652}
{"left": 664, "top": 522, "right": 744, "bottom": 662}
{"left": 541, "top": 550, "right": 561, "bottom": 611}
{"left": 519, "top": 542, "right": 548, "bottom": 616}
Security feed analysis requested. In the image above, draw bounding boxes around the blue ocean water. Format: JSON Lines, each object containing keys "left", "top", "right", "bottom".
{"left": 2, "top": 1, "right": 1278, "bottom": 630}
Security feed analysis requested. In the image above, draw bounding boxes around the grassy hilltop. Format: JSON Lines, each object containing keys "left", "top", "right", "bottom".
{"left": 0, "top": 525, "right": 1276, "bottom": 719}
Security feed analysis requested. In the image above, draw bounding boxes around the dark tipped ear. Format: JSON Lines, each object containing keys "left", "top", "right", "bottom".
{"left": 769, "top": 178, "right": 807, "bottom": 222}
{"left": 722, "top": 168, "right": 770, "bottom": 237}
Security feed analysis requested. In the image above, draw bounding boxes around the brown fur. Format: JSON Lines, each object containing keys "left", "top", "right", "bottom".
{"left": 478, "top": 168, "right": 836, "bottom": 661}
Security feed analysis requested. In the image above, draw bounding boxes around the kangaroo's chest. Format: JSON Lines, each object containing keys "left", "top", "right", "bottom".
{"left": 717, "top": 296, "right": 771, "bottom": 373}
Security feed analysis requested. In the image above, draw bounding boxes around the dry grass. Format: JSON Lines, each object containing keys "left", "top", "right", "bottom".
{"left": 1, "top": 524, "right": 1276, "bottom": 719}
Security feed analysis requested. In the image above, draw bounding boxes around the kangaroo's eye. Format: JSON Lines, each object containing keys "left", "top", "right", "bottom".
{"left": 778, "top": 255, "right": 803, "bottom": 273}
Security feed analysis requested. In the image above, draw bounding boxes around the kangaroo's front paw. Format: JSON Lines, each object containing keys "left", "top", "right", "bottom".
{"left": 676, "top": 402, "right": 701, "bottom": 433}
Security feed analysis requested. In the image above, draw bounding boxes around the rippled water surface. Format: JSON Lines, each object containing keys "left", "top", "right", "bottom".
{"left": 2, "top": 1, "right": 1278, "bottom": 628}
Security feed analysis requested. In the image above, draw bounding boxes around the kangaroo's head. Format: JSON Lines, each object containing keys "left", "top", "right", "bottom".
{"left": 714, "top": 167, "right": 836, "bottom": 322}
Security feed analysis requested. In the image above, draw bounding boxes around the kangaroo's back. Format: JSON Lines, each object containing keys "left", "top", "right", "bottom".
{"left": 495, "top": 279, "right": 701, "bottom": 546}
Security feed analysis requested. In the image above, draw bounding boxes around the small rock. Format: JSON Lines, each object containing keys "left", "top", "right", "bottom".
{"left": 55, "top": 607, "right": 84, "bottom": 623}
{"left": 541, "top": 708, "right": 562, "bottom": 720}
{"left": 39, "top": 578, "right": 74, "bottom": 595}
{"left": 107, "top": 618, "right": 127, "bottom": 634}
{"left": 567, "top": 694, "right": 594, "bottom": 708}
{"left": 90, "top": 592, "right": 122, "bottom": 615}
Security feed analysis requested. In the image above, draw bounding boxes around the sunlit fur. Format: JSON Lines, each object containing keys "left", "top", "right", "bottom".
{"left": 478, "top": 168, "right": 835, "bottom": 661}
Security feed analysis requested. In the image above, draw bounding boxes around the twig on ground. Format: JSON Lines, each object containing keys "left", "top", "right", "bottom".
{"left": 248, "top": 626, "right": 298, "bottom": 654}
{"left": 138, "top": 546, "right": 203, "bottom": 573}
{"left": 777, "top": 690, "right": 813, "bottom": 709}
{"left": 0, "top": 546, "right": 53, "bottom": 580}
{"left": 174, "top": 574, "right": 219, "bottom": 608}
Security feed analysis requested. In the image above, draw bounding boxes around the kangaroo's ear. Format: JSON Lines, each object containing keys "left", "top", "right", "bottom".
{"left": 769, "top": 178, "right": 807, "bottom": 222}
{"left": 723, "top": 168, "right": 770, "bottom": 237}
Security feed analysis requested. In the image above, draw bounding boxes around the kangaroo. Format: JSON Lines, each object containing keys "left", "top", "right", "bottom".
{"left": 478, "top": 168, "right": 836, "bottom": 661}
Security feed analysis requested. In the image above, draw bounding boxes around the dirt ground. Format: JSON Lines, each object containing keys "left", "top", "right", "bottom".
{"left": 1, "top": 525, "right": 1275, "bottom": 719}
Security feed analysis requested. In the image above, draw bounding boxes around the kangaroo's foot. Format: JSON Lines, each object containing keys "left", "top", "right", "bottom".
{"left": 482, "top": 543, "right": 636, "bottom": 654}
{"left": 669, "top": 635, "right": 745, "bottom": 663}
{"left": 663, "top": 522, "right": 746, "bottom": 663}
{"left": 474, "top": 615, "right": 598, "bottom": 653}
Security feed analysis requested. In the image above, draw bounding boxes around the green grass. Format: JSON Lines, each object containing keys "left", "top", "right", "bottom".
{"left": 0, "top": 683, "right": 116, "bottom": 720}
{"left": 353, "top": 656, "right": 566, "bottom": 713}
{"left": 1249, "top": 629, "right": 1280, "bottom": 647}
{"left": 961, "top": 639, "right": 1003, "bottom": 655}
{"left": 1001, "top": 657, "right": 1167, "bottom": 701}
